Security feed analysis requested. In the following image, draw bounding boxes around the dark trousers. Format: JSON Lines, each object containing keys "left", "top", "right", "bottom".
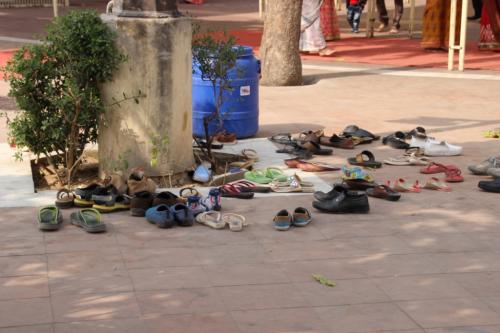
{"left": 376, "top": 0, "right": 404, "bottom": 29}
{"left": 471, "top": 0, "right": 483, "bottom": 17}
{"left": 347, "top": 5, "right": 363, "bottom": 31}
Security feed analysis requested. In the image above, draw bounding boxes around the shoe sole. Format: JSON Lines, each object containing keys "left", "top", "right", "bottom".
{"left": 314, "top": 206, "right": 370, "bottom": 214}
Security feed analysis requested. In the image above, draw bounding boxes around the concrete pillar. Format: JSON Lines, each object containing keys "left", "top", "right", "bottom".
{"left": 99, "top": 14, "right": 194, "bottom": 177}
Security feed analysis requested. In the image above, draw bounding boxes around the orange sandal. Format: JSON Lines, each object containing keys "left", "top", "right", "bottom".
{"left": 389, "top": 179, "right": 421, "bottom": 193}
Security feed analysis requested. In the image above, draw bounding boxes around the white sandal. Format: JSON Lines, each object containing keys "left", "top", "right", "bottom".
{"left": 222, "top": 213, "right": 247, "bottom": 232}
{"left": 196, "top": 211, "right": 225, "bottom": 229}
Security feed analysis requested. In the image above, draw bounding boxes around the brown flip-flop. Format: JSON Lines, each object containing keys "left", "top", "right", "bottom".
{"left": 347, "top": 151, "right": 382, "bottom": 169}
{"left": 300, "top": 141, "right": 333, "bottom": 156}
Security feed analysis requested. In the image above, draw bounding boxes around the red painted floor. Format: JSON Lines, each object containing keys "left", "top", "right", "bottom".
{"left": 2, "top": 30, "right": 499, "bottom": 72}
{"left": 231, "top": 29, "right": 500, "bottom": 71}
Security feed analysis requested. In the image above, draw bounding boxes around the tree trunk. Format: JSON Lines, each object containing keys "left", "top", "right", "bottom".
{"left": 260, "top": 0, "right": 303, "bottom": 86}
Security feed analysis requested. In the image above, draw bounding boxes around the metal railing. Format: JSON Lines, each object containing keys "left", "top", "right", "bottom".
{"left": 0, "top": 0, "right": 65, "bottom": 7}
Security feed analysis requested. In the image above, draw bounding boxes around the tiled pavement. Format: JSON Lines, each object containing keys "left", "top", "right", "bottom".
{"left": 2, "top": 192, "right": 500, "bottom": 333}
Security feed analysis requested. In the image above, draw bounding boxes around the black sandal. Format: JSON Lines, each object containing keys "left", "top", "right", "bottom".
{"left": 347, "top": 150, "right": 382, "bottom": 168}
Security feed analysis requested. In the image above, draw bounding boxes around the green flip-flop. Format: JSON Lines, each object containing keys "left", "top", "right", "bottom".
{"left": 37, "top": 205, "right": 62, "bottom": 231}
{"left": 244, "top": 170, "right": 273, "bottom": 184}
{"left": 70, "top": 208, "right": 106, "bottom": 233}
{"left": 265, "top": 167, "right": 288, "bottom": 182}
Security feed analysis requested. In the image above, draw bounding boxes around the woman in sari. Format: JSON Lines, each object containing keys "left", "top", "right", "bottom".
{"left": 300, "top": 0, "right": 336, "bottom": 56}
{"left": 320, "top": 0, "right": 341, "bottom": 41}
{"left": 421, "top": 0, "right": 462, "bottom": 50}
{"left": 479, "top": 0, "right": 500, "bottom": 50}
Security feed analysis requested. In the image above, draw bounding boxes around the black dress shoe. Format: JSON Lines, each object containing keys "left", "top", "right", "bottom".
{"left": 478, "top": 179, "right": 500, "bottom": 193}
{"left": 313, "top": 187, "right": 370, "bottom": 213}
{"left": 314, "top": 184, "right": 348, "bottom": 201}
{"left": 382, "top": 131, "right": 410, "bottom": 149}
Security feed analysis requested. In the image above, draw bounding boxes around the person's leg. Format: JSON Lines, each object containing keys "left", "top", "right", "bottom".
{"left": 353, "top": 7, "right": 362, "bottom": 32}
{"left": 347, "top": 6, "right": 354, "bottom": 29}
{"left": 392, "top": 0, "right": 404, "bottom": 29}
{"left": 376, "top": 0, "right": 389, "bottom": 27}
{"left": 468, "top": 0, "right": 483, "bottom": 19}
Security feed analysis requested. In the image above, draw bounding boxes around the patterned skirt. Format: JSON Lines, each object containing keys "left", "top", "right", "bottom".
{"left": 320, "top": 0, "right": 341, "bottom": 41}
{"left": 421, "top": 0, "right": 462, "bottom": 49}
{"left": 479, "top": 0, "right": 500, "bottom": 50}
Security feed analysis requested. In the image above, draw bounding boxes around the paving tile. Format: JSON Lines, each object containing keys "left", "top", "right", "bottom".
{"left": 0, "top": 275, "right": 49, "bottom": 300}
{"left": 373, "top": 275, "right": 473, "bottom": 301}
{"left": 136, "top": 288, "right": 225, "bottom": 315}
{"left": 128, "top": 266, "right": 211, "bottom": 291}
{"left": 143, "top": 312, "right": 239, "bottom": 333}
{"left": 0, "top": 255, "right": 47, "bottom": 277}
{"left": 481, "top": 297, "right": 500, "bottom": 314}
{"left": 451, "top": 272, "right": 500, "bottom": 297}
{"left": 51, "top": 292, "right": 141, "bottom": 322}
{"left": 314, "top": 303, "right": 419, "bottom": 333}
{"left": 263, "top": 240, "right": 351, "bottom": 262}
{"left": 0, "top": 297, "right": 52, "bottom": 328}
{"left": 427, "top": 252, "right": 500, "bottom": 273}
{"left": 54, "top": 318, "right": 145, "bottom": 333}
{"left": 279, "top": 258, "right": 366, "bottom": 282}
{"left": 231, "top": 307, "right": 330, "bottom": 333}
{"left": 47, "top": 251, "right": 125, "bottom": 276}
{"left": 315, "top": 219, "right": 400, "bottom": 239}
{"left": 397, "top": 233, "right": 488, "bottom": 253}
{"left": 49, "top": 270, "right": 133, "bottom": 295}
{"left": 296, "top": 279, "right": 389, "bottom": 306}
{"left": 0, "top": 324, "right": 53, "bottom": 333}
{"left": 216, "top": 283, "right": 308, "bottom": 311}
{"left": 248, "top": 223, "right": 327, "bottom": 243}
{"left": 121, "top": 247, "right": 201, "bottom": 269}
{"left": 0, "top": 237, "right": 45, "bottom": 257}
{"left": 426, "top": 326, "right": 500, "bottom": 333}
{"left": 349, "top": 253, "right": 444, "bottom": 277}
{"left": 398, "top": 298, "right": 500, "bottom": 328}
{"left": 468, "top": 233, "right": 500, "bottom": 252}
{"left": 196, "top": 244, "right": 271, "bottom": 265}
{"left": 203, "top": 263, "right": 290, "bottom": 286}
{"left": 44, "top": 232, "right": 118, "bottom": 254}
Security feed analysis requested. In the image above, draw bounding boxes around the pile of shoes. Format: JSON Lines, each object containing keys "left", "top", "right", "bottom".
{"left": 383, "top": 127, "right": 463, "bottom": 156}
{"left": 469, "top": 156, "right": 500, "bottom": 193}
{"left": 269, "top": 125, "right": 380, "bottom": 159}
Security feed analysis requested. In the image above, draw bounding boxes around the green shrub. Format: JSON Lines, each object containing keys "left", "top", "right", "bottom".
{"left": 2, "top": 10, "right": 125, "bottom": 185}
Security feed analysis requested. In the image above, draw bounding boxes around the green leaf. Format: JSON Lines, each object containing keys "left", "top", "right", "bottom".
{"left": 312, "top": 274, "right": 336, "bottom": 288}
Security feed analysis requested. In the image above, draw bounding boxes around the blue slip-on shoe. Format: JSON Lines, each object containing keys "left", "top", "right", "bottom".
{"left": 273, "top": 209, "right": 292, "bottom": 231}
{"left": 292, "top": 207, "right": 312, "bottom": 227}
{"left": 172, "top": 203, "right": 194, "bottom": 227}
{"left": 145, "top": 205, "right": 174, "bottom": 228}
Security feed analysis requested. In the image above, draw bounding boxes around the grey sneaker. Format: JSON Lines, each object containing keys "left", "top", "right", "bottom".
{"left": 487, "top": 168, "right": 500, "bottom": 179}
{"left": 468, "top": 156, "right": 500, "bottom": 175}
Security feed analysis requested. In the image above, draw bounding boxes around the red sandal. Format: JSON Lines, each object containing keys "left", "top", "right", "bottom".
{"left": 420, "top": 162, "right": 459, "bottom": 174}
{"left": 444, "top": 167, "right": 464, "bottom": 182}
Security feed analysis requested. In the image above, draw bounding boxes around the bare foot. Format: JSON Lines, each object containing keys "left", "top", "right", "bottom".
{"left": 318, "top": 48, "right": 336, "bottom": 57}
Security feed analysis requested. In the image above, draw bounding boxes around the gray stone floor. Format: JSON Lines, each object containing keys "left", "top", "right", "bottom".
{"left": 1, "top": 19, "right": 500, "bottom": 333}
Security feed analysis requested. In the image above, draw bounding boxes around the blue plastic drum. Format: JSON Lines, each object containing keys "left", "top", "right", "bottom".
{"left": 192, "top": 45, "right": 260, "bottom": 139}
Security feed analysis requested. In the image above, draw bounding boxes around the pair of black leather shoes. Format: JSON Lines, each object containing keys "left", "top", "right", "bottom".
{"left": 313, "top": 184, "right": 370, "bottom": 214}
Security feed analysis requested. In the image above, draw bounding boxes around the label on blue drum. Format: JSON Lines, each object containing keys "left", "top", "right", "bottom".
{"left": 240, "top": 86, "right": 251, "bottom": 96}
